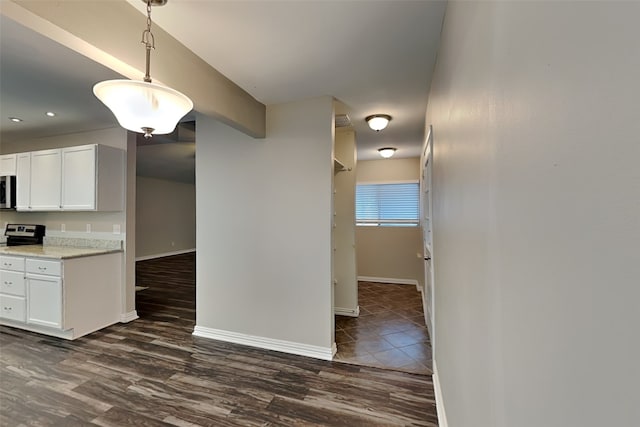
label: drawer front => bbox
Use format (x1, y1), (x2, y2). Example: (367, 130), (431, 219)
(0, 256), (25, 272)
(0, 294), (26, 322)
(26, 259), (62, 277)
(0, 270), (25, 296)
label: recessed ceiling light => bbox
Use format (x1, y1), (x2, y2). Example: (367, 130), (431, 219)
(46, 111), (56, 117)
(9, 117), (23, 123)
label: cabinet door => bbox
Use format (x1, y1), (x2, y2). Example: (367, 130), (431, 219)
(61, 145), (96, 210)
(27, 275), (62, 329)
(16, 153), (31, 210)
(30, 149), (62, 211)
(0, 154), (17, 175)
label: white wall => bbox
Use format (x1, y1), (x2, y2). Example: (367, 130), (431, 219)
(194, 97), (335, 358)
(427, 2), (640, 426)
(135, 176), (195, 259)
(356, 158), (424, 287)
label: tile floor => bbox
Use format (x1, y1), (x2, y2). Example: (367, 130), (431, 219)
(334, 281), (433, 375)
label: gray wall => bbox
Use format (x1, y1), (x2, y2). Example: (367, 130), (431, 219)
(194, 97), (335, 356)
(135, 176), (196, 259)
(427, 2), (640, 426)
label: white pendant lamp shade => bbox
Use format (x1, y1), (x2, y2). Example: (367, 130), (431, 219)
(93, 79), (193, 135)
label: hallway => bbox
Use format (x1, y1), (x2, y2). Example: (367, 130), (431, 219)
(335, 282), (432, 375)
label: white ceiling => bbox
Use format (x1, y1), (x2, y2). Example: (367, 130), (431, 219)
(0, 1), (446, 182)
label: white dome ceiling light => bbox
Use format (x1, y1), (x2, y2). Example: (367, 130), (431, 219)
(378, 147), (397, 158)
(93, 0), (193, 139)
(366, 114), (392, 132)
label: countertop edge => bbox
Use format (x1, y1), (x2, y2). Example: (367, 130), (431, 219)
(0, 246), (123, 260)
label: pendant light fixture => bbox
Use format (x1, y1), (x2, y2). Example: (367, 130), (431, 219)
(366, 114), (392, 132)
(93, 0), (193, 139)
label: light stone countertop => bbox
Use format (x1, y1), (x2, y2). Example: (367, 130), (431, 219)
(0, 245), (122, 260)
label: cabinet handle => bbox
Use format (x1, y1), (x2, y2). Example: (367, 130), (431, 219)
(38, 266), (47, 271)
(3, 307), (11, 311)
(4, 281), (12, 285)
(3, 263), (11, 267)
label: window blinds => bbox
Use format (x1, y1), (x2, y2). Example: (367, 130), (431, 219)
(355, 182), (419, 226)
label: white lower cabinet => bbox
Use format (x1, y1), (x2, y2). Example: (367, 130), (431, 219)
(0, 256), (27, 322)
(0, 295), (26, 322)
(27, 274), (62, 329)
(0, 253), (121, 339)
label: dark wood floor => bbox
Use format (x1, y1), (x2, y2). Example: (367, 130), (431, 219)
(0, 253), (438, 426)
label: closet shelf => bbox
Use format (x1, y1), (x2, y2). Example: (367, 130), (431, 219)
(334, 158), (351, 173)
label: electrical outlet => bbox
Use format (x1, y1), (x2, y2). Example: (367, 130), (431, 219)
(61, 224), (66, 232)
(113, 224), (121, 234)
(86, 224), (91, 233)
(171, 241), (175, 247)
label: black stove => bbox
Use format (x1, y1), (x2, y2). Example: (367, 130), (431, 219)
(4, 224), (45, 246)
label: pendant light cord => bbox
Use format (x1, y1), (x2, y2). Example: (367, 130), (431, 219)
(141, 0), (155, 83)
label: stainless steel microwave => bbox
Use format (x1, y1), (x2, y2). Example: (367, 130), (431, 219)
(0, 175), (16, 209)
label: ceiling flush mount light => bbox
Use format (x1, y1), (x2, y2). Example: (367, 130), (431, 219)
(9, 117), (23, 123)
(93, 0), (193, 139)
(378, 147), (397, 158)
(366, 114), (392, 132)
(45, 111), (56, 117)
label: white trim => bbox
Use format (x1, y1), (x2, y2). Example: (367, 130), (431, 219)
(334, 306), (360, 317)
(357, 276), (419, 286)
(135, 248), (195, 261)
(0, 320), (74, 340)
(192, 325), (334, 361)
(433, 359), (449, 427)
(119, 310), (138, 323)
(356, 179), (419, 185)
(331, 342), (337, 358)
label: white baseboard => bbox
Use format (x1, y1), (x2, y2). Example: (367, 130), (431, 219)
(358, 276), (419, 287)
(334, 306), (360, 317)
(193, 325), (334, 361)
(120, 310), (139, 323)
(433, 359), (449, 427)
(135, 248), (195, 261)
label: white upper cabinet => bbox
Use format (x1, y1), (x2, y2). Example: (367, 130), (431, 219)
(16, 153), (31, 210)
(30, 149), (63, 211)
(61, 145), (96, 210)
(61, 144), (124, 211)
(0, 154), (17, 175)
(15, 144), (124, 212)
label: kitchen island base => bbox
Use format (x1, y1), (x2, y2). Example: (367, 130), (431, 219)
(0, 250), (122, 340)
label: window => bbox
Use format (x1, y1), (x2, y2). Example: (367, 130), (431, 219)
(356, 182), (419, 226)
